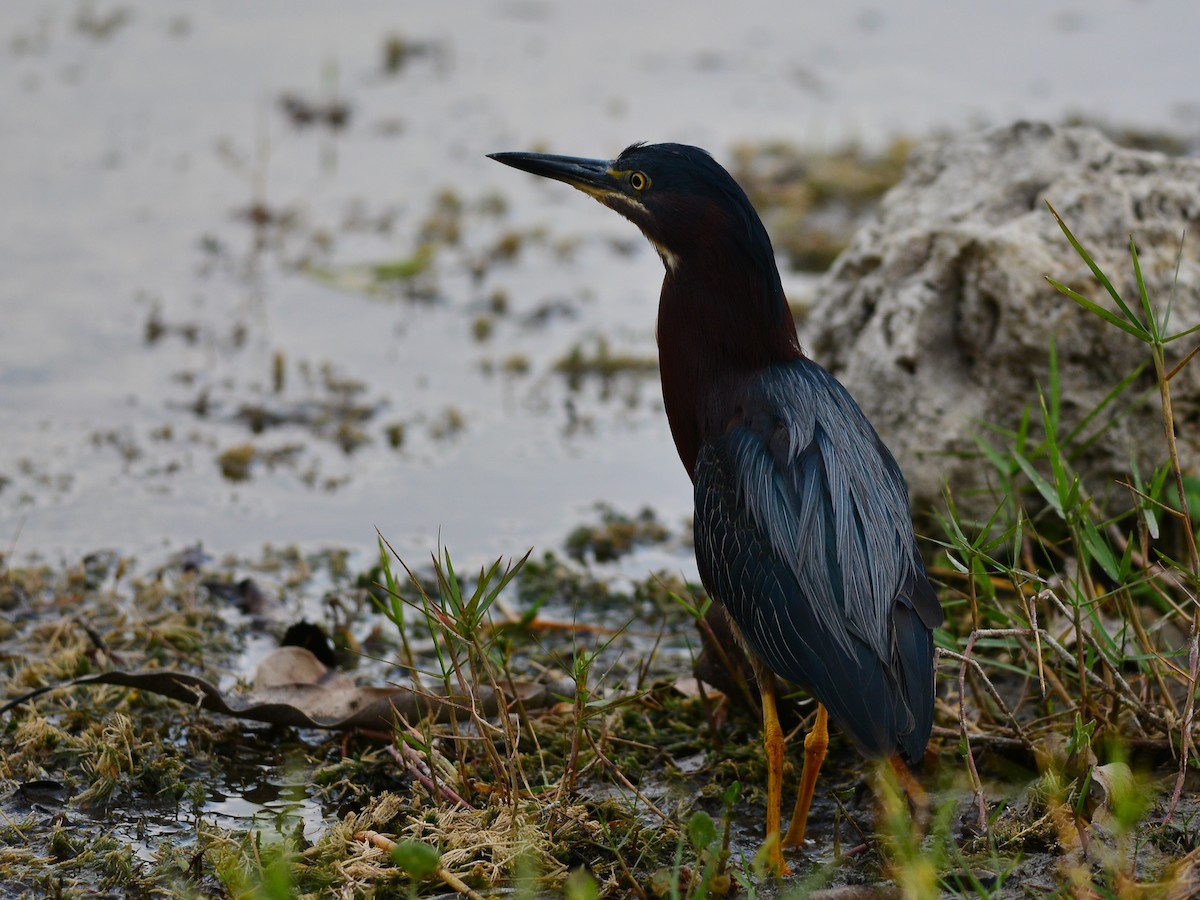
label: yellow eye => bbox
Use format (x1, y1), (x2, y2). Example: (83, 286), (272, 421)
(629, 171), (650, 191)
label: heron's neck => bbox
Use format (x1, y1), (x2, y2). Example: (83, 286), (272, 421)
(655, 259), (801, 477)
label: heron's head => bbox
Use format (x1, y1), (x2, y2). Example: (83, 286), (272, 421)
(489, 142), (773, 274)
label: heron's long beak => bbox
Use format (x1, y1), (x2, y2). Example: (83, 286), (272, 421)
(488, 152), (617, 199)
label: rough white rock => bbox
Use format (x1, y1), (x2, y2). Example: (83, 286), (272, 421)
(805, 121), (1200, 518)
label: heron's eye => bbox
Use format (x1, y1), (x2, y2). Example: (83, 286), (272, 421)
(629, 171), (650, 191)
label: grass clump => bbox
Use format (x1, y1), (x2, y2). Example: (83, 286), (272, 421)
(340, 535), (768, 897)
(923, 208), (1200, 896)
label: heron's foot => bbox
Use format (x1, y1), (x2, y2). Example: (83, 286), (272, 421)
(759, 832), (791, 877)
(781, 825), (810, 850)
(783, 704), (829, 848)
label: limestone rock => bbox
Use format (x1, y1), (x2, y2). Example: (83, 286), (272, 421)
(805, 121), (1200, 518)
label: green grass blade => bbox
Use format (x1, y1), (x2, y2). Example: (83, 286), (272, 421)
(479, 550), (531, 615)
(375, 535), (401, 624)
(1037, 387), (1070, 510)
(1046, 201), (1147, 336)
(1129, 235), (1159, 341)
(1047, 336), (1060, 435)
(1045, 276), (1149, 341)
(1080, 517), (1121, 582)
(1013, 450), (1064, 518)
(440, 548), (464, 619)
(973, 432), (1016, 480)
(1129, 454), (1161, 541)
(1014, 402), (1031, 458)
(1162, 229), (1185, 335)
(1162, 321), (1200, 345)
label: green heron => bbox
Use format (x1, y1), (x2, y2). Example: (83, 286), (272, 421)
(490, 143), (942, 874)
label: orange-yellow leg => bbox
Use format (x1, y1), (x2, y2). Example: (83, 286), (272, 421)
(753, 659), (789, 876)
(887, 753), (931, 832)
(782, 703), (829, 848)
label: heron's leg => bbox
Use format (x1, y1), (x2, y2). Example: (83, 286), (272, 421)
(782, 703), (828, 847)
(888, 753), (931, 831)
(752, 657), (789, 876)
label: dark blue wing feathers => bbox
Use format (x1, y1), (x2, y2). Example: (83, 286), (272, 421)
(694, 358), (942, 761)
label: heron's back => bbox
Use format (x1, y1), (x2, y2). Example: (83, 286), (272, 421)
(692, 359), (942, 761)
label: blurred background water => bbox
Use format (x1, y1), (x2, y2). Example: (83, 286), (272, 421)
(2, 0), (1198, 567)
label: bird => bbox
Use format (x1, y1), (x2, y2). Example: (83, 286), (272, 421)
(489, 142), (943, 875)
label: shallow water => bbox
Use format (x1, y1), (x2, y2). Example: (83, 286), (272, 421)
(3, 0), (1199, 568)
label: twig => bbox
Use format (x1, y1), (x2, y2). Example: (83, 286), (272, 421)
(837, 843), (871, 860)
(941, 644), (1035, 751)
(830, 789), (870, 852)
(1040, 592), (1165, 730)
(354, 830), (485, 900)
(952, 641), (989, 835)
(387, 744), (473, 810)
(584, 730), (669, 821)
(1146, 265), (1200, 824)
(72, 616), (127, 666)
(1028, 592), (1046, 698)
(1166, 627), (1200, 824)
(1106, 511), (1193, 607)
(929, 726), (1027, 752)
